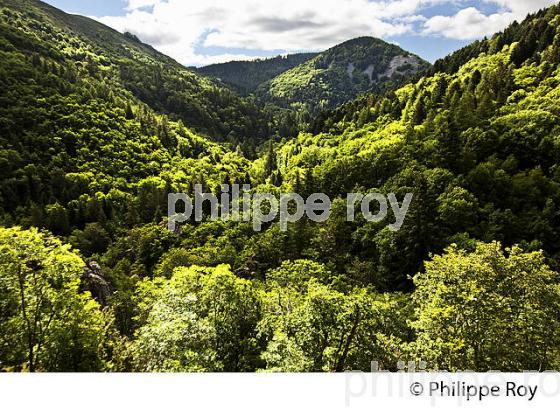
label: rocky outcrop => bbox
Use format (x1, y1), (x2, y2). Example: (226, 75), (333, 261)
(81, 261), (113, 306)
(346, 62), (355, 78)
(378, 55), (422, 79)
(363, 64), (375, 83)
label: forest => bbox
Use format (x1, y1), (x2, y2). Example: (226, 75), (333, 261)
(197, 53), (319, 96)
(2, 0), (560, 372)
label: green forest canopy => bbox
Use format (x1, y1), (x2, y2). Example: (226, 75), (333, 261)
(2, 0), (560, 372)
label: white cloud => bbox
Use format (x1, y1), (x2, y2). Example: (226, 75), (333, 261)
(96, 0), (560, 66)
(98, 0), (430, 66)
(423, 0), (558, 39)
(184, 53), (266, 67)
(126, 0), (161, 11)
(424, 7), (512, 39)
(486, 0), (558, 16)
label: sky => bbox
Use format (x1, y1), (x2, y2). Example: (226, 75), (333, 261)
(43, 0), (559, 67)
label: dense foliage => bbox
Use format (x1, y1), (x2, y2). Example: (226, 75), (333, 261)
(198, 53), (318, 95)
(0, 227), (120, 371)
(2, 0), (560, 372)
(0, 0), (274, 145)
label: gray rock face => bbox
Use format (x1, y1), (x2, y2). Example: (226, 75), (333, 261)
(81, 261), (113, 306)
(346, 62), (355, 78)
(363, 64), (375, 83)
(378, 55), (422, 79)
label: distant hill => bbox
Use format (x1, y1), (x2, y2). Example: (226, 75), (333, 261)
(256, 37), (431, 113)
(197, 53), (318, 95)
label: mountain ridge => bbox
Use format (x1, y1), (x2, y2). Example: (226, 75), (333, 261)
(255, 35), (431, 113)
(0, 0), (272, 143)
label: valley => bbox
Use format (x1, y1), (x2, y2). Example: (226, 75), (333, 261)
(1, 0), (560, 373)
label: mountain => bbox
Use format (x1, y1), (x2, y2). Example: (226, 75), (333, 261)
(197, 53), (318, 95)
(197, 37), (430, 118)
(311, 5), (559, 134)
(256, 36), (431, 113)
(0, 0), (272, 143)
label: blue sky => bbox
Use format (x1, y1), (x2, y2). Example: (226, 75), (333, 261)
(45, 0), (128, 17)
(43, 0), (557, 66)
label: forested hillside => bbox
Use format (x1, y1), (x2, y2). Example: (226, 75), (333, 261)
(0, 0), (273, 144)
(256, 37), (430, 114)
(2, 0), (560, 373)
(198, 53), (318, 95)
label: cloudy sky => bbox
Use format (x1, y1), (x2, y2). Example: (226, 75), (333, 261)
(44, 0), (558, 66)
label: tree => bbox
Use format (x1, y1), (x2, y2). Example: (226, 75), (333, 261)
(266, 259), (332, 290)
(304, 167), (315, 195)
(70, 222), (111, 256)
(0, 227), (112, 371)
(45, 203), (70, 235)
(436, 186), (479, 233)
(131, 265), (263, 371)
(261, 279), (410, 372)
(411, 242), (560, 371)
(264, 140), (277, 176)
